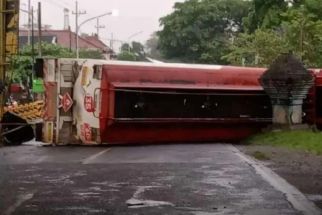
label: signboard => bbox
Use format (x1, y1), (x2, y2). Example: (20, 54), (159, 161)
(84, 95), (95, 112)
(81, 123), (92, 141)
(59, 92), (73, 112)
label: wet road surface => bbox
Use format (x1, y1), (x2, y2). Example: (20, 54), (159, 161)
(0, 144), (320, 215)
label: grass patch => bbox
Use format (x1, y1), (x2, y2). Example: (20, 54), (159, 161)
(251, 151), (270, 160)
(246, 130), (322, 155)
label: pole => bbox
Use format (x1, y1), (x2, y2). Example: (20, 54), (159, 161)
(75, 1), (78, 58)
(31, 7), (35, 63)
(69, 26), (72, 52)
(37, 2), (42, 57)
(95, 18), (105, 38)
(96, 18), (99, 36)
(27, 0), (31, 45)
(110, 33), (114, 51)
(72, 1), (86, 58)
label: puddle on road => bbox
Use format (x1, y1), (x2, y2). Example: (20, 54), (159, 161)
(306, 194), (322, 201)
(126, 186), (174, 209)
(126, 199), (174, 208)
(53, 207), (106, 213)
(44, 175), (74, 185)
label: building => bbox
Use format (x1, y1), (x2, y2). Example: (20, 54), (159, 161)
(19, 29), (114, 59)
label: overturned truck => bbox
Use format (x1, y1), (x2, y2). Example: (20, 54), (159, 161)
(36, 58), (322, 145)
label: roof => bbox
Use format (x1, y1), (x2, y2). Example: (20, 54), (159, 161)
(84, 35), (110, 51)
(19, 29), (111, 52)
(19, 35), (56, 48)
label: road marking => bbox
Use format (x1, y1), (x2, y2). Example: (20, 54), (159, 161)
(233, 146), (321, 215)
(4, 193), (35, 215)
(82, 148), (111, 164)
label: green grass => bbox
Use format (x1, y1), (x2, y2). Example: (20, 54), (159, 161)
(246, 130), (322, 155)
(251, 151), (271, 160)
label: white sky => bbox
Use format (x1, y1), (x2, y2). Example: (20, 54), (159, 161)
(19, 0), (184, 50)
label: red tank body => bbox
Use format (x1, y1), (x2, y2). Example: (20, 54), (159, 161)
(98, 62), (271, 144)
(41, 59), (322, 145)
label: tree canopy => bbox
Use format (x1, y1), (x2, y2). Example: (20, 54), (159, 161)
(156, 0), (322, 67)
(157, 0), (251, 64)
(117, 41), (147, 62)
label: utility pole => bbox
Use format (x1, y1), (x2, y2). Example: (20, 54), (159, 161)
(27, 0), (31, 45)
(110, 33), (114, 51)
(72, 1), (86, 57)
(37, 2), (42, 57)
(95, 18), (105, 38)
(31, 6), (35, 63)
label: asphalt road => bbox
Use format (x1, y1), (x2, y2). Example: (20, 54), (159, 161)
(0, 144), (320, 215)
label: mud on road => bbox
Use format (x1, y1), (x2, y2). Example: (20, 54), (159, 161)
(238, 145), (322, 210)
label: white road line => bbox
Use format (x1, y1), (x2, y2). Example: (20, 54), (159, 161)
(233, 146), (321, 215)
(82, 148), (111, 164)
(4, 193), (35, 215)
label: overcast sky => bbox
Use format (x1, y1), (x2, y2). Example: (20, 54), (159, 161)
(19, 0), (184, 50)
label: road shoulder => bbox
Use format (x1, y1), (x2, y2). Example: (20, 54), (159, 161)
(237, 144), (322, 211)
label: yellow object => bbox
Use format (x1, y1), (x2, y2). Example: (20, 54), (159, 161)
(0, 0), (20, 119)
(43, 121), (54, 143)
(81, 66), (90, 86)
(4, 101), (45, 122)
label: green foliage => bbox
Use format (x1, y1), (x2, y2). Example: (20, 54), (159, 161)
(21, 42), (74, 58)
(281, 6), (322, 67)
(131, 41), (144, 55)
(131, 41), (146, 61)
(157, 0), (322, 67)
(223, 29), (290, 67)
(226, 0), (322, 67)
(145, 33), (162, 60)
(118, 41), (146, 61)
(10, 55), (33, 83)
(158, 0), (251, 64)
(251, 151), (271, 160)
(11, 42), (105, 83)
(243, 0), (289, 33)
(79, 49), (104, 59)
(121, 43), (131, 52)
(117, 51), (137, 61)
(247, 130), (322, 155)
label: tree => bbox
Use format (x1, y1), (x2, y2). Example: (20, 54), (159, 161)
(121, 43), (131, 52)
(226, 0), (322, 67)
(117, 51), (137, 61)
(223, 29), (290, 67)
(157, 0), (251, 64)
(281, 6), (322, 67)
(10, 43), (74, 83)
(118, 41), (147, 62)
(10, 55), (33, 83)
(79, 49), (105, 59)
(243, 0), (322, 33)
(20, 42), (74, 58)
(132, 41), (144, 55)
(131, 41), (146, 61)
(145, 33), (162, 60)
(243, 0), (290, 33)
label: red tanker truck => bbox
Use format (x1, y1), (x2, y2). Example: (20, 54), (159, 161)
(37, 58), (322, 145)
